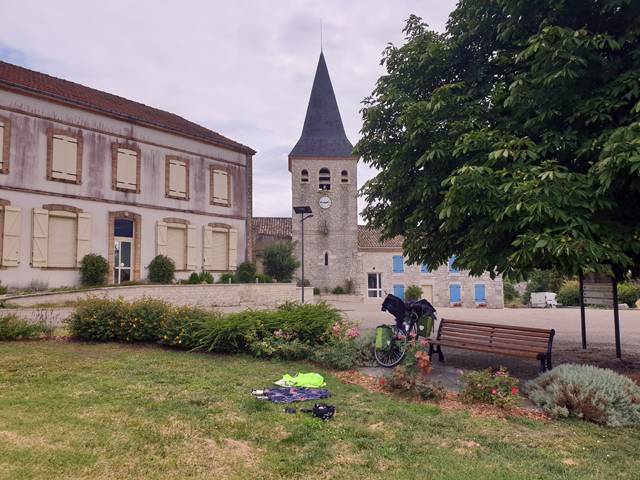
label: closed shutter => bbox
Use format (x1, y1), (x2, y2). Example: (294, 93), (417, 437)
(202, 226), (213, 270)
(449, 284), (461, 303)
(169, 159), (187, 198)
(448, 256), (459, 273)
(392, 255), (404, 273)
(1, 206), (21, 267)
(31, 208), (49, 267)
(186, 224), (196, 270)
(211, 229), (228, 271)
(52, 135), (78, 181)
(167, 225), (186, 270)
(116, 148), (138, 190)
(393, 284), (405, 300)
(212, 169), (229, 205)
(48, 213), (77, 268)
(474, 284), (486, 302)
(228, 228), (238, 270)
(0, 122), (4, 170)
(76, 213), (91, 266)
(420, 264), (429, 273)
(156, 221), (168, 256)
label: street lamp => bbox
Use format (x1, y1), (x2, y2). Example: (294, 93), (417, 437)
(293, 205), (313, 303)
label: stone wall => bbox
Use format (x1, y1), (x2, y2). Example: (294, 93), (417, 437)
(4, 283), (314, 308)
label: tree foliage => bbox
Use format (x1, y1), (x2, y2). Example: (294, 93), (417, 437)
(357, 1), (640, 280)
(263, 241), (300, 283)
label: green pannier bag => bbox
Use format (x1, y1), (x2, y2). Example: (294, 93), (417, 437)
(375, 325), (393, 351)
(417, 315), (434, 338)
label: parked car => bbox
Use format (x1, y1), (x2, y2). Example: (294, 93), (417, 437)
(529, 292), (558, 308)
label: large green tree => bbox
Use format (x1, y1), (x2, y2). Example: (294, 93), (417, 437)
(357, 0), (640, 280)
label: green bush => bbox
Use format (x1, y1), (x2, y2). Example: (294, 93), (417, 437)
(217, 272), (236, 284)
(0, 281), (8, 295)
(460, 367), (521, 408)
(383, 366), (446, 402)
(148, 255), (175, 284)
(236, 262), (256, 283)
(526, 364), (640, 427)
(313, 287), (320, 295)
(187, 272), (201, 284)
(404, 285), (423, 302)
(0, 314), (46, 340)
(618, 283), (640, 308)
(503, 282), (520, 302)
(199, 271), (214, 284)
(332, 286), (345, 295)
(158, 305), (215, 349)
(557, 280), (580, 306)
(263, 241), (300, 282)
(312, 338), (360, 370)
(255, 273), (273, 283)
(79, 254), (109, 286)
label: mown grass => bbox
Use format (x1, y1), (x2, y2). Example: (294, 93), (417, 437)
(0, 342), (638, 479)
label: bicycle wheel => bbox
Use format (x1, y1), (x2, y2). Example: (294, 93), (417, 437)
(374, 325), (409, 368)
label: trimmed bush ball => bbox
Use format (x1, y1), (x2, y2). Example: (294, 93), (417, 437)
(199, 271), (214, 284)
(79, 254), (109, 286)
(236, 261), (257, 283)
(404, 285), (423, 302)
(526, 364), (640, 427)
(148, 255), (175, 284)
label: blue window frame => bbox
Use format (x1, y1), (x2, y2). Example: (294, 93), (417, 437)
(392, 255), (404, 273)
(449, 284), (461, 303)
(448, 256), (460, 273)
(420, 264), (430, 274)
(393, 284), (405, 300)
(474, 284), (486, 303)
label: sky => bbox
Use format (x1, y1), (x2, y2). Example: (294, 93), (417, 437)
(0, 0), (457, 219)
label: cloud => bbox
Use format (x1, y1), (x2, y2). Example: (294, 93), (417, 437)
(0, 0), (456, 219)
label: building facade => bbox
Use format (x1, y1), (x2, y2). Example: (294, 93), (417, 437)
(254, 52), (504, 308)
(0, 61), (254, 288)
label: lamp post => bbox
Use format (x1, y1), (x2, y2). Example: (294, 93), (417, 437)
(293, 205), (313, 303)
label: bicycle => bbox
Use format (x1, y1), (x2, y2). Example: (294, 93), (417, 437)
(374, 294), (437, 368)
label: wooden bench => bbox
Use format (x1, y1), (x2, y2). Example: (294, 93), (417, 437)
(428, 319), (555, 371)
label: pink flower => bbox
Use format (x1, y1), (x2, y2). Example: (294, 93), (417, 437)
(419, 338), (429, 347)
(274, 329), (284, 338)
(379, 377), (386, 386)
(511, 387), (519, 395)
(491, 388), (498, 395)
(346, 327), (360, 339)
(332, 322), (342, 337)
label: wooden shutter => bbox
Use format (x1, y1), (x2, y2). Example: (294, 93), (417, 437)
(0, 122), (4, 170)
(116, 148), (138, 190)
(474, 284), (486, 302)
(47, 213), (76, 268)
(52, 135), (78, 181)
(1, 206), (21, 267)
(210, 229), (228, 270)
(228, 228), (238, 270)
(156, 221), (168, 256)
(76, 213), (91, 266)
(212, 169), (229, 205)
(392, 255), (404, 273)
(169, 159), (187, 198)
(167, 225), (186, 270)
(31, 208), (49, 267)
(202, 226), (213, 270)
(186, 224), (196, 271)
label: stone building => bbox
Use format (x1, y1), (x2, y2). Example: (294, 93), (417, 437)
(0, 61), (254, 288)
(254, 52), (504, 308)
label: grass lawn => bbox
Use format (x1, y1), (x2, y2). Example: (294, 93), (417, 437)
(0, 342), (638, 479)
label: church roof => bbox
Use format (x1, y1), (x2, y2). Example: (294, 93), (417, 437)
(289, 52), (354, 158)
(253, 217), (292, 238)
(357, 226), (404, 249)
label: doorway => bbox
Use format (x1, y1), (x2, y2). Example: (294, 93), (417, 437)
(421, 284), (434, 303)
(113, 218), (134, 284)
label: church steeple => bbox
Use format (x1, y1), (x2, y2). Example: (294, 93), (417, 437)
(289, 52), (354, 158)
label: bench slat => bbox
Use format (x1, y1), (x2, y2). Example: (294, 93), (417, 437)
(439, 327), (550, 346)
(431, 340), (542, 359)
(431, 336), (545, 354)
(436, 332), (549, 351)
(441, 318), (553, 335)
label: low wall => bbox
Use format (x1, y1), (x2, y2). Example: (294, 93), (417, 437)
(3, 284), (315, 308)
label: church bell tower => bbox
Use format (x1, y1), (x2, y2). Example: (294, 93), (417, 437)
(289, 52), (359, 291)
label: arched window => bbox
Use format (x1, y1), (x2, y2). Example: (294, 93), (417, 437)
(301, 169), (309, 183)
(319, 168), (331, 190)
(341, 170), (348, 183)
(324, 252), (329, 266)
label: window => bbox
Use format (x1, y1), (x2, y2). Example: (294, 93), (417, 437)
(448, 255), (460, 273)
(203, 225), (238, 271)
(113, 146), (140, 192)
(393, 284), (405, 300)
(392, 255), (404, 273)
(420, 264), (430, 274)
(341, 170), (348, 183)
(301, 169), (309, 183)
(474, 284), (487, 303)
(0, 204), (21, 267)
(166, 157), (189, 199)
(319, 168), (331, 190)
(49, 132), (81, 183)
(31, 208), (91, 268)
(449, 284), (461, 303)
(155, 220), (196, 271)
(211, 168), (230, 206)
(0, 117), (10, 174)
(324, 252), (329, 266)
(367, 273), (382, 298)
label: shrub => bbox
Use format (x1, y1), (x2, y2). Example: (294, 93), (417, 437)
(557, 280), (580, 306)
(148, 255), (175, 284)
(79, 254), (109, 286)
(67, 297), (130, 341)
(128, 297), (170, 342)
(618, 283), (640, 308)
(383, 367), (446, 401)
(503, 282), (520, 302)
(0, 314), (46, 340)
(526, 364), (640, 427)
(313, 339), (360, 370)
(460, 367), (521, 408)
(263, 241), (300, 282)
(344, 278), (355, 294)
(217, 272), (236, 284)
(332, 286), (345, 295)
(313, 287), (320, 295)
(199, 271), (214, 284)
(158, 305), (215, 350)
(404, 285), (423, 302)
(187, 272), (201, 284)
(0, 281), (8, 295)
(236, 262), (256, 283)
(255, 273), (273, 283)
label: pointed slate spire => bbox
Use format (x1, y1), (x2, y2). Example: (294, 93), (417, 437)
(289, 52), (354, 158)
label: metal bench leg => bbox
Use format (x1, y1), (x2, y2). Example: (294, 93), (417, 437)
(428, 343), (434, 360)
(539, 355), (547, 372)
(546, 355), (552, 371)
(437, 345), (444, 362)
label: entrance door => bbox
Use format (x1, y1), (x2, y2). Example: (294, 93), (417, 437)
(114, 238), (133, 283)
(421, 284), (434, 303)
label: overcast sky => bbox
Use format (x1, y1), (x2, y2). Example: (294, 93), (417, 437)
(0, 0), (457, 219)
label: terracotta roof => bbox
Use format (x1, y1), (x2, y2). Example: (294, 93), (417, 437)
(253, 217), (292, 238)
(0, 60), (255, 155)
(358, 225), (404, 249)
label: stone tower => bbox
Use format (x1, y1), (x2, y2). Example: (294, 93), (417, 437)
(289, 52), (359, 291)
